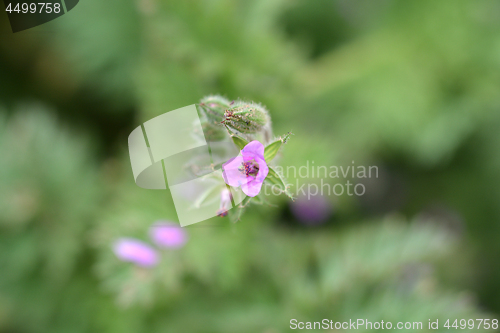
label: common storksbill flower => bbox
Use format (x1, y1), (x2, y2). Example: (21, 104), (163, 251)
(222, 141), (268, 197)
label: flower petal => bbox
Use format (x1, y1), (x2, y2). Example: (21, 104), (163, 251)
(254, 156), (269, 183)
(241, 178), (264, 197)
(222, 155), (248, 187)
(242, 140), (265, 159)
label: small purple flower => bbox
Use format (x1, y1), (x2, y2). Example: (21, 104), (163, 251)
(113, 238), (158, 267)
(222, 141), (269, 197)
(149, 221), (187, 249)
(290, 193), (333, 225)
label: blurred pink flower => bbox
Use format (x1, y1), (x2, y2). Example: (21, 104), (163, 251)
(113, 238), (158, 267)
(290, 193), (332, 225)
(222, 141), (268, 197)
(149, 221), (187, 249)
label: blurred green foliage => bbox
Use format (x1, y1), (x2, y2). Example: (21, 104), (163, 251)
(1, 0), (500, 332)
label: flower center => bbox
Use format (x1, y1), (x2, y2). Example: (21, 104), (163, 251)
(239, 160), (259, 177)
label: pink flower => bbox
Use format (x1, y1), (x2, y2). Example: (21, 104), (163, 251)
(222, 141), (269, 197)
(149, 221), (187, 249)
(113, 238), (158, 267)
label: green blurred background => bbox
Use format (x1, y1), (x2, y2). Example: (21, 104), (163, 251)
(1, 0), (500, 332)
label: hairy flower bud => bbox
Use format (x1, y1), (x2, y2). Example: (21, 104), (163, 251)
(196, 95), (231, 141)
(222, 101), (270, 134)
(200, 119), (227, 141)
(198, 95), (230, 125)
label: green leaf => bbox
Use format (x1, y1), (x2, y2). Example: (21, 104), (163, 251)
(264, 166), (294, 200)
(225, 126), (249, 150)
(231, 134), (248, 150)
(264, 140), (281, 161)
(264, 132), (292, 162)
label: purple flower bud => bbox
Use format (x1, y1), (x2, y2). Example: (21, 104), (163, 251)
(149, 221), (187, 249)
(113, 238), (158, 267)
(217, 188), (232, 217)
